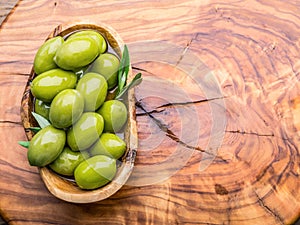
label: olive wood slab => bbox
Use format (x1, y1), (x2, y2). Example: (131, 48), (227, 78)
(0, 0), (299, 224)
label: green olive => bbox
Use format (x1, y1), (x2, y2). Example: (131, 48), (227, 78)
(67, 112), (104, 151)
(90, 133), (126, 159)
(49, 146), (89, 176)
(67, 30), (107, 54)
(74, 155), (116, 190)
(89, 53), (120, 89)
(33, 36), (64, 74)
(34, 99), (50, 120)
(27, 125), (66, 167)
(76, 72), (108, 111)
(97, 100), (127, 133)
(49, 89), (84, 128)
(31, 68), (77, 103)
(54, 36), (99, 71)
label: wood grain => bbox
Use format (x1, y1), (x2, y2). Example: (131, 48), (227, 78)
(0, 0), (299, 224)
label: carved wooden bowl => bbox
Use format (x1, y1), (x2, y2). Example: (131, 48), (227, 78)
(20, 22), (138, 203)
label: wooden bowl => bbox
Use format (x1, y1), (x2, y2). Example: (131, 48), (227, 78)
(20, 22), (138, 203)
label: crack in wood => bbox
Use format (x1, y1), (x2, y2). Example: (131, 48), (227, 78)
(225, 129), (290, 141)
(254, 191), (285, 225)
(225, 130), (274, 137)
(136, 101), (206, 153)
(175, 33), (199, 67)
(136, 101), (228, 165)
(156, 96), (227, 109)
(132, 66), (156, 76)
(135, 97), (227, 116)
(136, 108), (165, 116)
(132, 66), (149, 73)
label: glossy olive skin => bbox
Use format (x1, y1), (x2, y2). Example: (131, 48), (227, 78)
(67, 30), (107, 54)
(90, 133), (126, 159)
(49, 89), (84, 128)
(34, 36), (64, 74)
(89, 53), (120, 89)
(31, 68), (77, 103)
(54, 36), (99, 71)
(74, 155), (116, 190)
(97, 100), (127, 132)
(27, 125), (66, 167)
(34, 99), (50, 120)
(76, 72), (108, 111)
(67, 112), (104, 151)
(49, 146), (89, 176)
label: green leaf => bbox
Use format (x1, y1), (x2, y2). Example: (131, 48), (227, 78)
(18, 141), (30, 148)
(117, 45), (130, 93)
(31, 112), (50, 128)
(116, 73), (142, 99)
(29, 127), (41, 133)
(115, 45), (142, 99)
(120, 71), (127, 90)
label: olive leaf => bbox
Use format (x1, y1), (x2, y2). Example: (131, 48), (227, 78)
(115, 45), (142, 100)
(18, 141), (30, 148)
(28, 127), (41, 133)
(18, 115), (48, 148)
(115, 73), (142, 99)
(31, 112), (50, 128)
(117, 44), (130, 94)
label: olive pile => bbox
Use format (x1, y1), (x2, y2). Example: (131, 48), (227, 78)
(27, 30), (128, 190)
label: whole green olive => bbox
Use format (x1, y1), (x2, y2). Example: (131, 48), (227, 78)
(89, 53), (120, 89)
(31, 68), (77, 103)
(49, 146), (89, 176)
(90, 133), (126, 159)
(74, 155), (116, 190)
(76, 72), (108, 111)
(49, 89), (84, 128)
(67, 30), (107, 54)
(54, 36), (99, 71)
(67, 112), (104, 151)
(34, 99), (50, 120)
(33, 36), (64, 74)
(27, 125), (66, 167)
(97, 100), (127, 133)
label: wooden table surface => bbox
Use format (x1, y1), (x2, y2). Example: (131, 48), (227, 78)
(0, 0), (300, 224)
